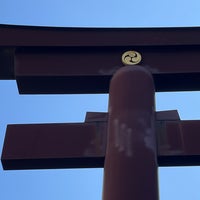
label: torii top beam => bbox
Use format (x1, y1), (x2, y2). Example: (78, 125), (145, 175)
(1, 24), (200, 93)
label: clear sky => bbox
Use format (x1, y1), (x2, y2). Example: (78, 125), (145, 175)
(1, 0), (200, 200)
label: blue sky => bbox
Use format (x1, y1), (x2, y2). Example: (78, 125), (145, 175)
(1, 0), (200, 199)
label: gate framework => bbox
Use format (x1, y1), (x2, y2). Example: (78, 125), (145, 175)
(1, 25), (200, 200)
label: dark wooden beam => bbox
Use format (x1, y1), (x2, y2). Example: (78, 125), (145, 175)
(1, 24), (200, 47)
(1, 122), (107, 170)
(15, 45), (200, 93)
(1, 25), (200, 92)
(157, 120), (200, 166)
(2, 111), (200, 170)
(0, 48), (15, 79)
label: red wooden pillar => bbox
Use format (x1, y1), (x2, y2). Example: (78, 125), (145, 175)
(103, 66), (159, 200)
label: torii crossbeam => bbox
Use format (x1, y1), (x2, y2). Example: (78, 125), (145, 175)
(2, 24), (200, 93)
(1, 24), (200, 200)
(2, 109), (200, 169)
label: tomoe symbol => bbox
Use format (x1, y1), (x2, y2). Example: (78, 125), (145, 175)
(122, 51), (142, 65)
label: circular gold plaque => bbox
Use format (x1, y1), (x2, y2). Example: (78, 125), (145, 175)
(122, 51), (142, 65)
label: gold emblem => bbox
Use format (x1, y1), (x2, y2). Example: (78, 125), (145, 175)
(122, 51), (142, 65)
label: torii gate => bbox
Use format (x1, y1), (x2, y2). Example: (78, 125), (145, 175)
(1, 24), (200, 200)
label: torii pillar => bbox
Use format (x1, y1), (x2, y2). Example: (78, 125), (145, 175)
(103, 66), (158, 200)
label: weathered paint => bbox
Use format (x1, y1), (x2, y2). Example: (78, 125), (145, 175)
(102, 66), (159, 200)
(2, 110), (200, 170)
